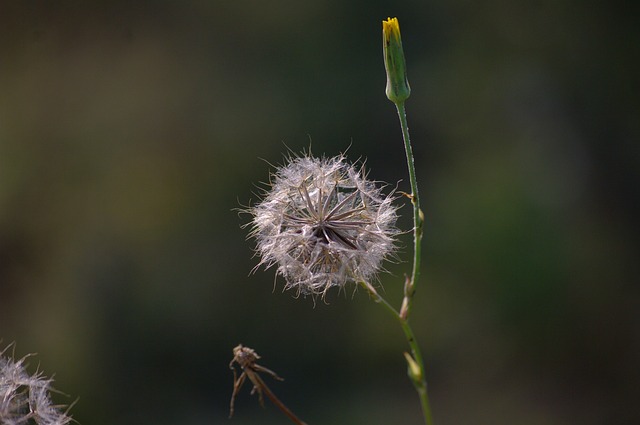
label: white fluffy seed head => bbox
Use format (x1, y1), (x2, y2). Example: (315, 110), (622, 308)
(248, 153), (399, 298)
(0, 347), (73, 425)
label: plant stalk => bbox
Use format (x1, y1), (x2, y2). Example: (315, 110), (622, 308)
(249, 370), (309, 425)
(396, 100), (432, 425)
(396, 101), (423, 319)
(360, 281), (433, 425)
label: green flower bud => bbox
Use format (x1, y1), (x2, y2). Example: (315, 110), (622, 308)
(383, 17), (411, 104)
(404, 352), (423, 384)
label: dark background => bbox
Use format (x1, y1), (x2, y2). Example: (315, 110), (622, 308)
(1, 1), (638, 424)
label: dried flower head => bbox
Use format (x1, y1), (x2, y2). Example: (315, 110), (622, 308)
(248, 153), (398, 297)
(0, 346), (73, 425)
(229, 344), (307, 424)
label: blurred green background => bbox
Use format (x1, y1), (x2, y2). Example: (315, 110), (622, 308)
(1, 1), (638, 424)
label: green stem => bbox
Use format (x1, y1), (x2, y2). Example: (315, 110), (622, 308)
(400, 318), (433, 425)
(359, 281), (433, 425)
(396, 100), (432, 425)
(396, 101), (423, 318)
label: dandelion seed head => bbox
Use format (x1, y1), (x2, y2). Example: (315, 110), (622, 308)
(0, 346), (73, 425)
(248, 153), (399, 298)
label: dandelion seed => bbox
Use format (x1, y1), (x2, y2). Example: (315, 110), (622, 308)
(0, 345), (74, 425)
(248, 153), (399, 298)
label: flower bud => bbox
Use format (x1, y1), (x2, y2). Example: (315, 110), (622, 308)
(403, 351), (423, 384)
(383, 17), (411, 104)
